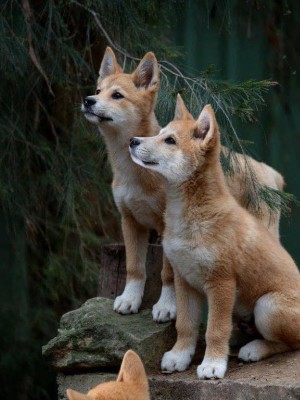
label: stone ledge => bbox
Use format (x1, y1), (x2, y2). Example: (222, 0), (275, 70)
(57, 350), (300, 400)
(42, 297), (176, 371)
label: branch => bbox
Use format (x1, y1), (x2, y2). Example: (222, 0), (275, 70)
(22, 0), (54, 96)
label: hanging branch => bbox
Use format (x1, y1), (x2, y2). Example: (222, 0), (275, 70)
(22, 0), (54, 96)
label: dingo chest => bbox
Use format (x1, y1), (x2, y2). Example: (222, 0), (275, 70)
(113, 182), (163, 230)
(163, 235), (217, 289)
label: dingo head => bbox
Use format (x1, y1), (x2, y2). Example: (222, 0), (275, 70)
(66, 350), (150, 400)
(129, 94), (220, 184)
(81, 47), (159, 136)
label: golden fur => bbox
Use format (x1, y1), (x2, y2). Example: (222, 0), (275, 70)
(130, 96), (300, 379)
(66, 350), (150, 400)
(82, 48), (284, 322)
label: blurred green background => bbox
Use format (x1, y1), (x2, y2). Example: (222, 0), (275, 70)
(174, 1), (300, 263)
(1, 1), (299, 399)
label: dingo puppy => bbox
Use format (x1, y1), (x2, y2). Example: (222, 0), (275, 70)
(82, 47), (284, 322)
(129, 96), (300, 380)
(66, 350), (150, 400)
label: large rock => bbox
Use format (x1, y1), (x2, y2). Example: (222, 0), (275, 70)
(42, 297), (176, 372)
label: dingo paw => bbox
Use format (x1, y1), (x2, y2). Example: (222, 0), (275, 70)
(161, 349), (193, 372)
(197, 358), (227, 380)
(113, 281), (144, 314)
(238, 340), (267, 362)
(152, 285), (177, 322)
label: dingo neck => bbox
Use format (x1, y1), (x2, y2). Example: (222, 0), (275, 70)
(166, 155), (231, 219)
(99, 112), (160, 178)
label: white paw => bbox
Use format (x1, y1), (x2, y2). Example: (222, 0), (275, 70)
(238, 340), (265, 362)
(113, 280), (144, 315)
(197, 358), (227, 380)
(152, 285), (177, 322)
(161, 349), (194, 372)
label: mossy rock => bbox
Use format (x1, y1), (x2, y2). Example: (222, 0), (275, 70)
(42, 297), (176, 372)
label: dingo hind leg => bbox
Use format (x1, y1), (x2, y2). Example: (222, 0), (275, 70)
(114, 212), (149, 314)
(239, 293), (300, 362)
(238, 339), (290, 362)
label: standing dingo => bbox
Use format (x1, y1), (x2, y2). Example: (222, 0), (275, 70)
(82, 48), (284, 322)
(130, 96), (300, 379)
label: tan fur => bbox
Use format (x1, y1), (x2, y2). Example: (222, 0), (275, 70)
(131, 98), (300, 379)
(66, 350), (150, 400)
(83, 48), (284, 321)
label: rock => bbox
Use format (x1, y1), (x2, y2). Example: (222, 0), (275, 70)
(42, 297), (176, 372)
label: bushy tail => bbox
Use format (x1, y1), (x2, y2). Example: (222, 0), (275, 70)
(273, 170), (285, 191)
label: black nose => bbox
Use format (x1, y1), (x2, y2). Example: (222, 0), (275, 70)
(83, 97), (96, 107)
(130, 138), (141, 148)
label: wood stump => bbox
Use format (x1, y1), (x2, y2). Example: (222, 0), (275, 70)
(98, 244), (163, 308)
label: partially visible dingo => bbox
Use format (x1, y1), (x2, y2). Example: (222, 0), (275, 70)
(82, 47), (284, 322)
(129, 96), (300, 380)
(66, 350), (150, 400)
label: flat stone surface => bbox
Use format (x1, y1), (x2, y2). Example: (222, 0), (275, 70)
(42, 297), (176, 372)
(57, 350), (300, 400)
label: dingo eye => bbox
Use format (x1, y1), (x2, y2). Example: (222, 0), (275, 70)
(165, 137), (176, 145)
(112, 92), (124, 100)
(95, 89), (100, 95)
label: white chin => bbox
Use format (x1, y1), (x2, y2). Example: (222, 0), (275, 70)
(84, 113), (99, 124)
(130, 152), (147, 168)
(129, 151), (156, 170)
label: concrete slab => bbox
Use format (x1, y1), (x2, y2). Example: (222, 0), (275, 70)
(57, 350), (300, 400)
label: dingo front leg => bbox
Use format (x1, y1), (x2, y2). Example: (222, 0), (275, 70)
(114, 212), (148, 314)
(197, 279), (236, 380)
(152, 255), (176, 322)
(161, 271), (203, 372)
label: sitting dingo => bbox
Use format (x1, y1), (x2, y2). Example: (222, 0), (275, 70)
(82, 47), (284, 322)
(129, 96), (300, 379)
(66, 350), (150, 400)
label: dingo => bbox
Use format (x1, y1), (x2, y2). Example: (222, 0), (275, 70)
(66, 350), (150, 400)
(130, 96), (300, 379)
(82, 47), (284, 322)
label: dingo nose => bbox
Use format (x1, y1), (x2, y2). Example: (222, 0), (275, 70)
(130, 138), (141, 148)
(84, 97), (96, 107)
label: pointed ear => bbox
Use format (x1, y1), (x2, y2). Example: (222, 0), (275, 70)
(117, 350), (148, 385)
(66, 389), (91, 400)
(132, 52), (159, 89)
(174, 94), (194, 121)
(194, 105), (219, 149)
(99, 47), (122, 81)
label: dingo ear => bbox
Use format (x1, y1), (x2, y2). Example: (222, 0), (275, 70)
(194, 105), (219, 149)
(66, 389), (91, 400)
(99, 47), (122, 80)
(132, 52), (159, 90)
(174, 94), (194, 121)
(117, 350), (148, 385)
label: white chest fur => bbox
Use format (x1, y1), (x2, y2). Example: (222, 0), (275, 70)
(163, 236), (217, 291)
(163, 187), (218, 291)
(113, 178), (163, 230)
